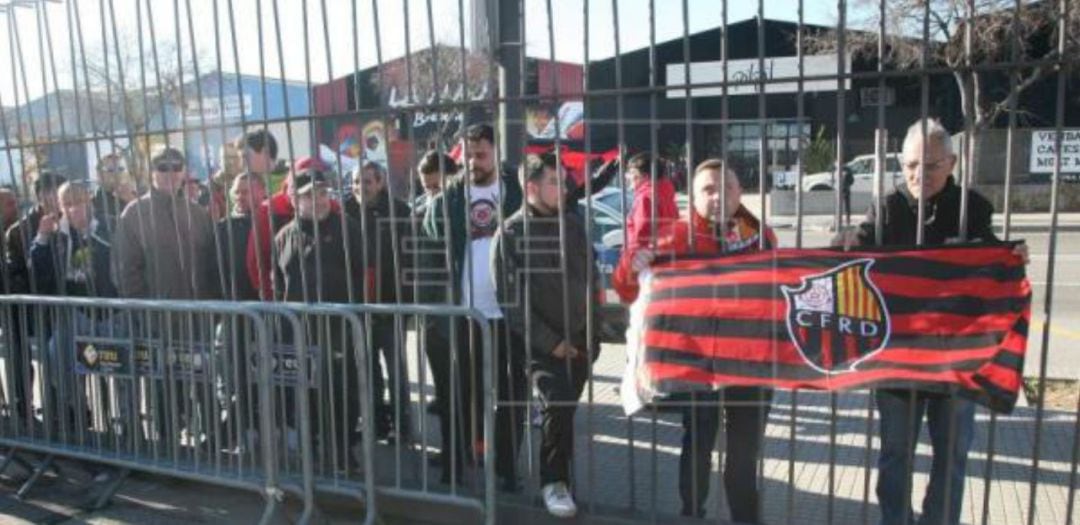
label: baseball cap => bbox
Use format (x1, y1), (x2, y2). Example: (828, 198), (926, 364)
(293, 170), (329, 195)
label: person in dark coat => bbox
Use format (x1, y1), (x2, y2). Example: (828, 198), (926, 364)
(422, 123), (526, 490)
(343, 160), (413, 442)
(214, 173), (267, 301)
(837, 118), (1029, 525)
(492, 153), (602, 518)
(91, 153), (135, 233)
(210, 172), (267, 451)
(4, 170), (65, 421)
(7, 170), (66, 295)
(111, 147), (217, 447)
(274, 167), (375, 465)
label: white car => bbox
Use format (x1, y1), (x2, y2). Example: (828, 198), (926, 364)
(801, 153), (904, 193)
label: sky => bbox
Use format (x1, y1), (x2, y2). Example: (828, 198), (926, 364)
(0, 0), (845, 107)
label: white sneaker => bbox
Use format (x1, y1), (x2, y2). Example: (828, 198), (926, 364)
(541, 482), (578, 518)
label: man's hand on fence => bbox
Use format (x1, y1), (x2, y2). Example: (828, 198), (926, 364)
(552, 340), (580, 360)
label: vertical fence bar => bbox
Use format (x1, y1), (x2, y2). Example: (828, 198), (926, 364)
(1026, 1), (1069, 523)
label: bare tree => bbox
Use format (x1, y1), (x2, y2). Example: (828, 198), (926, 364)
(807, 1), (1080, 181)
(77, 34), (211, 183)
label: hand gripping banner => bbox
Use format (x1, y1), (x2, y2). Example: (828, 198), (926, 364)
(621, 243), (1031, 415)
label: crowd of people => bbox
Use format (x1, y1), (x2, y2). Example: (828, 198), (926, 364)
(0, 118), (1028, 524)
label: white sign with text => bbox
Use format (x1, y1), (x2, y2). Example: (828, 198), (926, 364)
(1030, 129), (1080, 174)
(666, 54), (851, 98)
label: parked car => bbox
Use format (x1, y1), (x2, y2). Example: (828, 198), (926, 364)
(801, 153), (904, 193)
(576, 198), (627, 342)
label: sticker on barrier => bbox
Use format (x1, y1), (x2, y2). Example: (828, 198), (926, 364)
(247, 344), (321, 386)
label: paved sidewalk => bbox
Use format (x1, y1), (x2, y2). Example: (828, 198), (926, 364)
(0, 337), (1075, 525)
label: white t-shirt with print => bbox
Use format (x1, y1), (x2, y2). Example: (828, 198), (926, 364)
(461, 182), (503, 319)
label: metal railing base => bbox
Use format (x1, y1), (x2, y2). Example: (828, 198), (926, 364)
(15, 453), (54, 499)
(91, 467), (129, 510)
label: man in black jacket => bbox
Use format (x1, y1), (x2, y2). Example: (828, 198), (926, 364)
(343, 160), (413, 442)
(838, 118), (1028, 525)
(211, 172), (267, 451)
(275, 168), (373, 464)
(214, 173), (267, 301)
(493, 153), (600, 518)
(4, 170), (65, 421)
(7, 170), (66, 295)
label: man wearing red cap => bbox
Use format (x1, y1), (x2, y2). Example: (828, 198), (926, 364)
(273, 161), (375, 466)
(245, 156), (340, 300)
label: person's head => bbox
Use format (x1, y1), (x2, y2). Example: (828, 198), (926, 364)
(625, 152), (666, 189)
(57, 181), (92, 232)
(692, 159), (741, 224)
(417, 150), (456, 196)
(95, 153), (126, 190)
(902, 118), (956, 201)
(462, 123), (496, 185)
(290, 157), (332, 221)
(353, 160), (387, 206)
(520, 153), (565, 214)
(0, 186), (17, 226)
(149, 146), (187, 194)
(34, 170), (67, 214)
(219, 142), (243, 177)
(235, 129), (278, 175)
(184, 177), (204, 203)
(113, 175), (137, 204)
(229, 172), (267, 216)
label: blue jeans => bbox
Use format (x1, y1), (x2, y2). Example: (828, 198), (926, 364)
(875, 389), (976, 525)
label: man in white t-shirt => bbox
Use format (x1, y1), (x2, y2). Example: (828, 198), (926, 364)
(421, 124), (525, 490)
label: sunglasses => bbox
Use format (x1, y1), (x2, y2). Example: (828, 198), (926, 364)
(155, 162), (185, 173)
(101, 166), (126, 174)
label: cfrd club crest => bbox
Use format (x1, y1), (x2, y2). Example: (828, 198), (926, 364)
(781, 259), (890, 374)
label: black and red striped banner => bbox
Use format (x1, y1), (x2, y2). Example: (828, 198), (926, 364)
(621, 243), (1031, 414)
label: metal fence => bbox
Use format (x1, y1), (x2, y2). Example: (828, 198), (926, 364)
(0, 0), (1075, 524)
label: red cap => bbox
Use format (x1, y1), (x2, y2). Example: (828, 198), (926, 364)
(293, 156), (329, 174)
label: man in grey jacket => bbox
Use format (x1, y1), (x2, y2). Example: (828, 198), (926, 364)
(492, 153), (600, 518)
(111, 146), (217, 448)
(112, 146), (216, 300)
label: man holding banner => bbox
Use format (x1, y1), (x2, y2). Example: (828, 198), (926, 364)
(839, 118), (1030, 525)
(613, 159), (776, 522)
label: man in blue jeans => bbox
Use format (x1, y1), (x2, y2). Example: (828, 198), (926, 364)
(838, 118), (1029, 525)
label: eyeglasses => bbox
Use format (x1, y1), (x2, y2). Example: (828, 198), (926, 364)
(101, 166), (126, 174)
(155, 162), (185, 173)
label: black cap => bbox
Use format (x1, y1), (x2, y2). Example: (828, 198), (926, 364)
(293, 170), (329, 195)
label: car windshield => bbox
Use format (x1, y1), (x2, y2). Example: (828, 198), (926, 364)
(578, 201), (624, 244)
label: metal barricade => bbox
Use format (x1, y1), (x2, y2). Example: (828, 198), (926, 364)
(340, 303), (496, 524)
(0, 295), (284, 522)
(246, 301), (375, 525)
(0, 0), (1076, 524)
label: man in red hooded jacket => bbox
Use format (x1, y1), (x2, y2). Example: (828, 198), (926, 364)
(622, 152), (679, 253)
(612, 159), (776, 523)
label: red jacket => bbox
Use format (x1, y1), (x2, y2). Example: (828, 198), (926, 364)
(625, 177), (679, 251)
(245, 176), (342, 300)
(612, 205), (778, 304)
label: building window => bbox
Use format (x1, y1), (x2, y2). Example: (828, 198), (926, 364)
(705, 120), (810, 188)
